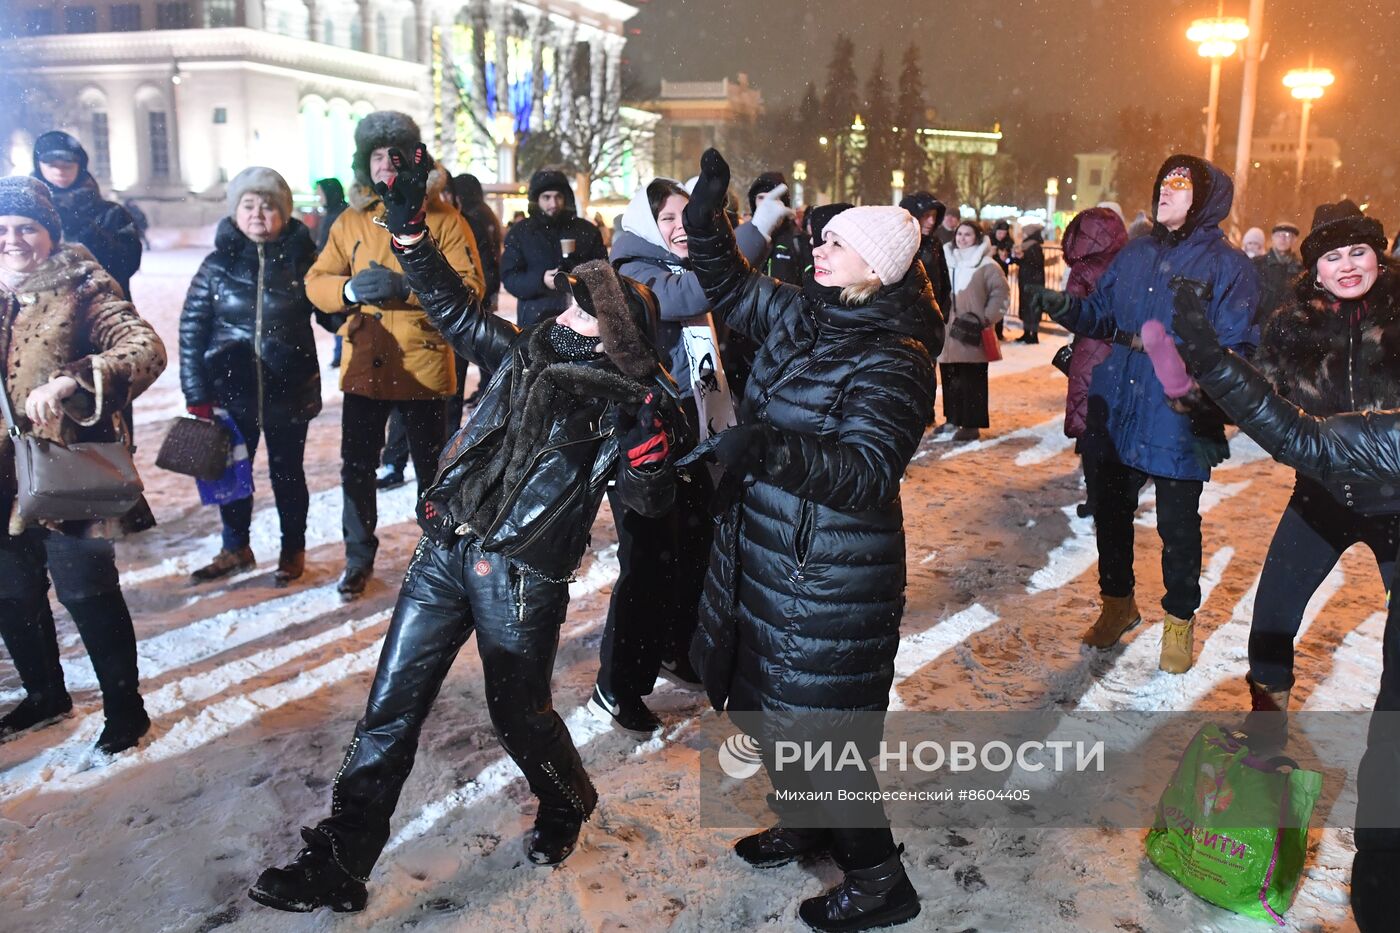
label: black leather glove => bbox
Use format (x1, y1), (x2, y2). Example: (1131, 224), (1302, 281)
(613, 392), (671, 470)
(373, 143), (432, 239)
(1171, 283), (1224, 374)
(683, 148), (731, 232)
(349, 260), (410, 305)
(710, 422), (789, 480)
(948, 315), (984, 347)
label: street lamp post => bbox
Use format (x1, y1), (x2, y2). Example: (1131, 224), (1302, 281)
(792, 160), (807, 209)
(891, 169), (905, 206)
(1045, 177), (1059, 223)
(1187, 10), (1249, 163)
(1283, 62), (1334, 204)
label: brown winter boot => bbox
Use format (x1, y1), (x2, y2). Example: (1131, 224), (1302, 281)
(1082, 593), (1142, 649)
(274, 550), (306, 588)
(1239, 675), (1292, 752)
(191, 547), (256, 583)
(1158, 614), (1196, 674)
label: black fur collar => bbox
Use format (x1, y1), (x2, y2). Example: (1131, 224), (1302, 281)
(1256, 269), (1400, 415)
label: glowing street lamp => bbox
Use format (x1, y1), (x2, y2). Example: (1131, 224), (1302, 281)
(491, 110), (517, 185)
(1283, 62), (1334, 197)
(792, 159), (807, 208)
(1187, 11), (1249, 162)
(891, 168), (905, 205)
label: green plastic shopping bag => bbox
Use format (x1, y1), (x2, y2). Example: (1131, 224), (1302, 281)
(1144, 723), (1323, 925)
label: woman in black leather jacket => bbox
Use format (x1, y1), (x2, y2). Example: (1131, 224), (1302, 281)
(1235, 201), (1400, 738)
(179, 167), (329, 585)
(682, 150), (942, 933)
(1172, 274), (1400, 933)
(250, 145), (676, 915)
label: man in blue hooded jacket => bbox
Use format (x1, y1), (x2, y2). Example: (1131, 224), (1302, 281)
(1033, 155), (1259, 674)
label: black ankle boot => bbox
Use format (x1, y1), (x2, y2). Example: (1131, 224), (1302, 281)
(0, 692), (74, 741)
(798, 845), (920, 932)
(528, 803), (585, 865)
(734, 825), (833, 868)
(96, 707), (151, 754)
(249, 827), (367, 913)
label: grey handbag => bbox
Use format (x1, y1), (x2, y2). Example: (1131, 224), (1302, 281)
(0, 365), (143, 523)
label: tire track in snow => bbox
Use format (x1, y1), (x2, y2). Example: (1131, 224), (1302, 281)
(1304, 611), (1387, 712)
(888, 604), (1000, 711)
(938, 416), (1065, 461)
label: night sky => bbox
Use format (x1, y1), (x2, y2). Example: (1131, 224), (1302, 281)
(627, 0), (1398, 167)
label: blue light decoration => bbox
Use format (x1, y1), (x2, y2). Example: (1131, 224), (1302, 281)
(482, 62), (547, 136)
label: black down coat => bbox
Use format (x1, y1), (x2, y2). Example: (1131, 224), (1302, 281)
(685, 216), (942, 714)
(43, 174), (144, 299)
(179, 217), (326, 427)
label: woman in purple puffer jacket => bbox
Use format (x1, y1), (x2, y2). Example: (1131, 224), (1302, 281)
(1062, 207), (1129, 517)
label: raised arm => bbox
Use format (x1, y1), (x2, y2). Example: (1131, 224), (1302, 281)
(1175, 284), (1400, 483)
(380, 146), (517, 371)
(681, 149), (803, 343)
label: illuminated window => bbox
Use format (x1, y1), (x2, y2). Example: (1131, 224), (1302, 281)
(148, 112), (171, 179)
(206, 0), (236, 28)
(91, 112), (111, 179)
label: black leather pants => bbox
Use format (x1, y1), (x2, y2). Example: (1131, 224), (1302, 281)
(315, 536), (597, 881)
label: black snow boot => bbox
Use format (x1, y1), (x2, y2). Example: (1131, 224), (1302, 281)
(0, 692), (74, 742)
(96, 708), (151, 754)
(527, 802), (585, 865)
(734, 825), (833, 868)
(249, 827), (367, 913)
(1350, 849), (1400, 932)
(798, 845), (920, 932)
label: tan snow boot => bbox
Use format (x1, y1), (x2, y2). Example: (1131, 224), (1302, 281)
(1082, 593), (1142, 648)
(1158, 614), (1196, 674)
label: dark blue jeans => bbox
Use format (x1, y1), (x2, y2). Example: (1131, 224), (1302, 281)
(220, 413), (310, 554)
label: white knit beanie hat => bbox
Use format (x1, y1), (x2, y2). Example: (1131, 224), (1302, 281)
(822, 205), (921, 285)
(227, 166), (293, 220)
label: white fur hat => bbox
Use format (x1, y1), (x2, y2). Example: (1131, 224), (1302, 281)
(822, 205), (921, 285)
(227, 166), (293, 220)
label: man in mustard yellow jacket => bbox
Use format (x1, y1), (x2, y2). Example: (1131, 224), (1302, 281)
(307, 111), (484, 599)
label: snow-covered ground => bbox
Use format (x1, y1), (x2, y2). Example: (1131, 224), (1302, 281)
(0, 248), (1370, 932)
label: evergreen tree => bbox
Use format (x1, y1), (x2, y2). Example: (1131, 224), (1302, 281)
(857, 50), (895, 205)
(795, 82), (826, 193)
(896, 44), (931, 192)
(822, 34), (859, 201)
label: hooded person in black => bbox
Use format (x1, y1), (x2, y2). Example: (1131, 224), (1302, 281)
(31, 130), (143, 298)
(249, 145), (678, 914)
(899, 191), (953, 426)
(452, 173), (502, 310)
(313, 178), (347, 252)
(747, 172), (811, 286)
(500, 169), (608, 327)
(898, 191), (952, 316)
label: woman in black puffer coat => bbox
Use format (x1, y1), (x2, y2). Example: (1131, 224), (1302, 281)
(179, 167), (331, 586)
(682, 149), (942, 933)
